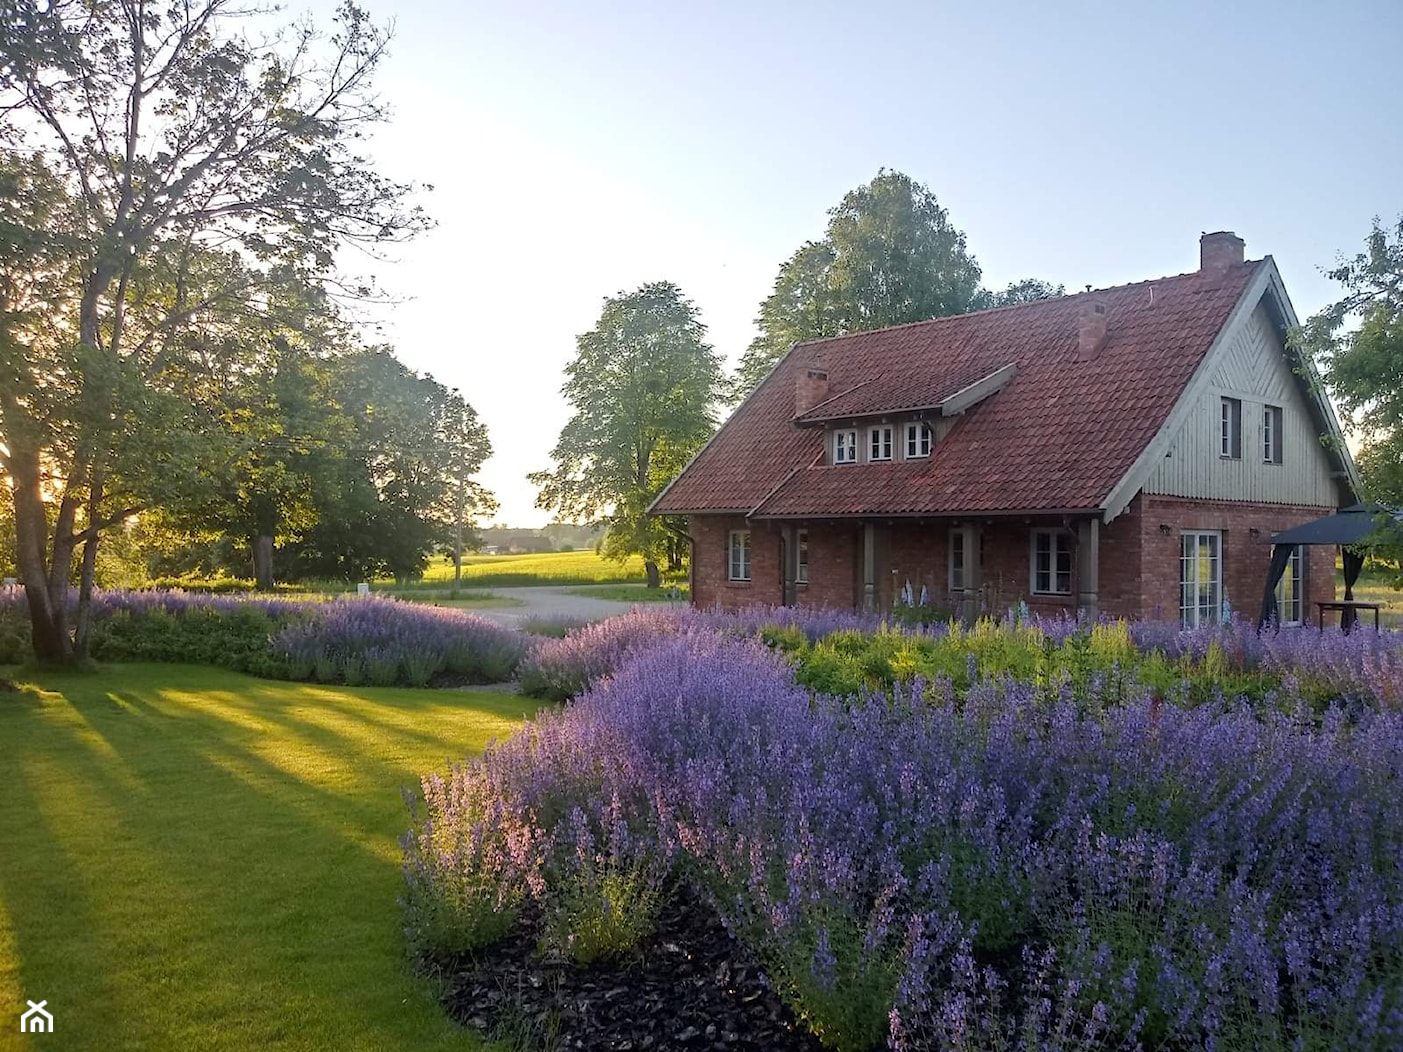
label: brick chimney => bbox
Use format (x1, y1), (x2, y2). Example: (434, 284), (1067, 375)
(1077, 297), (1109, 361)
(795, 360), (830, 416)
(1200, 231), (1245, 278)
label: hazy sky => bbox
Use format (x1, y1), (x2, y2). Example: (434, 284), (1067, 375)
(329, 0), (1402, 528)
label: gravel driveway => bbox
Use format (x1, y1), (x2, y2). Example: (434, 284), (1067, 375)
(472, 586), (683, 627)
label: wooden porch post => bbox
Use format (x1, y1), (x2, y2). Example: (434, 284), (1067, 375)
(1078, 518), (1100, 619)
(961, 524), (982, 624)
(861, 522), (876, 611)
(781, 524), (798, 606)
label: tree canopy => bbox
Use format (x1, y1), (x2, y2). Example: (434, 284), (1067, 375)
(731, 170), (1061, 397)
(1298, 215), (1403, 555)
(530, 282), (722, 587)
(0, 0), (433, 659)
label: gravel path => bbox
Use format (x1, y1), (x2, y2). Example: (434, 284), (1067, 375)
(472, 586), (683, 626)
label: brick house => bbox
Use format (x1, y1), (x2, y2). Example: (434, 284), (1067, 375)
(651, 233), (1360, 625)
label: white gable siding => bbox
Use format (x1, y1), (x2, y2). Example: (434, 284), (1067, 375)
(1145, 303), (1337, 506)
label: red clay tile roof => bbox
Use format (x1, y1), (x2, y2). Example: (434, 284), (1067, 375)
(652, 261), (1263, 517)
(794, 358), (1012, 423)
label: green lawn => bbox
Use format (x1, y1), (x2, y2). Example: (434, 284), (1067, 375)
(0, 665), (537, 1050)
(561, 583), (689, 603)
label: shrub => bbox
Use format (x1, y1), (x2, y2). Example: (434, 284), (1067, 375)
(271, 597), (530, 686)
(2, 588), (533, 690)
(540, 806), (668, 966)
(0, 592), (32, 664)
(515, 608), (687, 701)
(401, 784), (541, 958)
(410, 625), (1403, 1050)
(518, 614), (592, 639)
(87, 594), (287, 675)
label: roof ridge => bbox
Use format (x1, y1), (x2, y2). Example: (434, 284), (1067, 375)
(790, 259), (1265, 350)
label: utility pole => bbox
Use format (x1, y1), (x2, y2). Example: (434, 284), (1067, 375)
(454, 470), (465, 592)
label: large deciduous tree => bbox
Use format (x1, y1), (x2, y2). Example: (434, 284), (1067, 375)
(1298, 216), (1403, 555)
(159, 327), (495, 587)
(0, 0), (428, 661)
(291, 348), (494, 584)
(530, 282), (721, 588)
(732, 170), (1060, 397)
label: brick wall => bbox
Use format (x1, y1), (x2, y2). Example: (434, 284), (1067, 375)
(979, 523), (1079, 617)
(688, 496), (1338, 622)
(798, 523), (861, 608)
(690, 515), (783, 609)
(880, 523), (951, 608)
(1098, 501), (1143, 619)
(1136, 495), (1337, 623)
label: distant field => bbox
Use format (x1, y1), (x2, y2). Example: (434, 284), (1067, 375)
(1339, 562), (1403, 628)
(402, 551), (674, 588)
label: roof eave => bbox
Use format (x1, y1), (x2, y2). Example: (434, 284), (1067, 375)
(748, 506), (1103, 521)
(1098, 261), (1273, 523)
(793, 403), (945, 428)
(1259, 260), (1362, 502)
(646, 341), (802, 518)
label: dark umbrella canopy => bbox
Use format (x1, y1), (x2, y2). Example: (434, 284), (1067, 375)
(1267, 503), (1398, 547)
(1259, 503), (1401, 628)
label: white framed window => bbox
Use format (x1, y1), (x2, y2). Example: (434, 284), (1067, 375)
(1180, 530), (1222, 627)
(728, 530), (751, 582)
(797, 529), (809, 584)
(834, 430), (857, 465)
(1030, 530), (1073, 595)
(1220, 397), (1242, 459)
(905, 422), (933, 458)
(1275, 544), (1304, 625)
(869, 426), (893, 461)
(949, 530), (965, 592)
(1263, 405), (1283, 464)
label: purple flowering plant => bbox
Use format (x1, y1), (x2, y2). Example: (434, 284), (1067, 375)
(410, 615), (1403, 1050)
(0, 588), (531, 687)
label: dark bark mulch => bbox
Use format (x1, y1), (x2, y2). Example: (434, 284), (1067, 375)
(438, 884), (827, 1051)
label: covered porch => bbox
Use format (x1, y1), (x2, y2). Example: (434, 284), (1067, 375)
(771, 513), (1108, 621)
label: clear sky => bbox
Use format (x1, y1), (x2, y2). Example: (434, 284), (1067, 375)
(330, 0), (1403, 528)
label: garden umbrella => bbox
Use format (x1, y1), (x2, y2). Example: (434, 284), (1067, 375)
(1258, 503), (1401, 628)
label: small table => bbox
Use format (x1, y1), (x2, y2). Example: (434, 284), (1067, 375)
(1315, 601), (1382, 631)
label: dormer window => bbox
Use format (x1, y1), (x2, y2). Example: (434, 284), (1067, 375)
(869, 426), (893, 461)
(834, 429), (857, 464)
(905, 422), (932, 458)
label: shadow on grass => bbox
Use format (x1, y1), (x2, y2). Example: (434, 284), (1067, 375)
(0, 665), (524, 1050)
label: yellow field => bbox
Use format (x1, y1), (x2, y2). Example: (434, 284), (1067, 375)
(407, 550), (664, 588)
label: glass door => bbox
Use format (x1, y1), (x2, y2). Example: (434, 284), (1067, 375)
(1180, 531), (1222, 627)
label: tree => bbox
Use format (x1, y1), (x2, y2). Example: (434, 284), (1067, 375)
(733, 171), (981, 394)
(0, 0), (428, 661)
(156, 330), (495, 586)
(731, 170), (1061, 398)
(531, 282), (722, 588)
(1297, 216), (1403, 559)
(292, 348), (494, 584)
(979, 278), (1066, 309)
